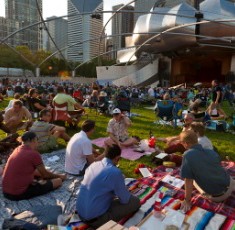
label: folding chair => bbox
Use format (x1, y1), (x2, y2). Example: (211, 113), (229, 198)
(155, 100), (175, 125)
(172, 101), (183, 127)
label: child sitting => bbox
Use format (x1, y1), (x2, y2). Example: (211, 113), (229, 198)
(190, 121), (213, 150)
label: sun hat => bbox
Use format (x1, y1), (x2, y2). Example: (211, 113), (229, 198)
(99, 91), (107, 97)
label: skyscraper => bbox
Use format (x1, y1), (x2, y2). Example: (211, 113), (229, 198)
(46, 16), (68, 59)
(5, 0), (42, 51)
(112, 4), (134, 58)
(67, 0), (104, 62)
(134, 0), (157, 25)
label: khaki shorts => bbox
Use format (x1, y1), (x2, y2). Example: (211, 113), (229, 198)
(38, 136), (58, 152)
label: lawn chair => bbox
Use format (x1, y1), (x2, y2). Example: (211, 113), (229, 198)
(155, 100), (174, 125)
(155, 100), (182, 127)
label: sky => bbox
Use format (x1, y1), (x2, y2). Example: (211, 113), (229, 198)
(0, 0), (131, 35)
(0, 0), (131, 18)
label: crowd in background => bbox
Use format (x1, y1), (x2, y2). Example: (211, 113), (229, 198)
(0, 77), (234, 107)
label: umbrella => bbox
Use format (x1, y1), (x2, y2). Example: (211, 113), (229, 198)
(194, 82), (202, 87)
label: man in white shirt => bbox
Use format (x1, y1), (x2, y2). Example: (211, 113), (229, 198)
(190, 122), (213, 150)
(65, 120), (104, 176)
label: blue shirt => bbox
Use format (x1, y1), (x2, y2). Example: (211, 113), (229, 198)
(180, 144), (230, 195)
(76, 158), (131, 220)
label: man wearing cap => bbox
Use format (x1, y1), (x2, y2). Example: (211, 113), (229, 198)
(180, 130), (235, 213)
(2, 131), (66, 201)
(65, 120), (104, 176)
(106, 108), (138, 148)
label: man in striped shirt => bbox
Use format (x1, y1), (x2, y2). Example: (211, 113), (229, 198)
(30, 109), (70, 152)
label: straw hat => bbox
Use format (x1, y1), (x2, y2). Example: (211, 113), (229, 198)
(99, 91), (107, 97)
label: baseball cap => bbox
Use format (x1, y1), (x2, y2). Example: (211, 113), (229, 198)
(112, 108), (121, 115)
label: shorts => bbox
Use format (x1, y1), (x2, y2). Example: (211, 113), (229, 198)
(66, 163), (88, 177)
(38, 136), (57, 152)
(3, 180), (53, 201)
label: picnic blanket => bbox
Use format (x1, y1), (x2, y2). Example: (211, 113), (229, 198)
(0, 149), (82, 229)
(0, 149), (234, 229)
(92, 137), (155, 161)
(122, 161), (235, 229)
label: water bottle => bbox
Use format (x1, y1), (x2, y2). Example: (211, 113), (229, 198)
(153, 191), (163, 219)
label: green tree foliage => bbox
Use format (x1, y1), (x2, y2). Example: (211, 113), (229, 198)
(0, 45), (116, 77)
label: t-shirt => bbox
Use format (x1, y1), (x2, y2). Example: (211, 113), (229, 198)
(53, 93), (77, 111)
(29, 120), (55, 147)
(198, 136), (213, 150)
(29, 97), (45, 112)
(2, 145), (43, 195)
(180, 144), (230, 195)
(76, 158), (131, 220)
(212, 86), (223, 103)
(65, 131), (92, 174)
(4, 106), (32, 125)
(107, 118), (129, 142)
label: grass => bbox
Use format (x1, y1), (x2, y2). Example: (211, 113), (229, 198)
(1, 98), (235, 178)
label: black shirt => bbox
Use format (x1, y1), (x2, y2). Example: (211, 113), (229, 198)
(212, 86), (223, 103)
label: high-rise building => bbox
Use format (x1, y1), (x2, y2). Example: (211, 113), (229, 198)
(134, 0), (157, 25)
(112, 4), (134, 58)
(46, 16), (68, 59)
(0, 17), (8, 40)
(5, 0), (42, 51)
(67, 0), (104, 62)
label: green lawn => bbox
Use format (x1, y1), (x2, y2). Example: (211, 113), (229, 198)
(1, 98), (235, 178)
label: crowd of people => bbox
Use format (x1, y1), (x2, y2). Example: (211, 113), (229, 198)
(0, 77), (235, 228)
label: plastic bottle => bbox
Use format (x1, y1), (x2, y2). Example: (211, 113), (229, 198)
(153, 191), (163, 219)
(149, 136), (156, 148)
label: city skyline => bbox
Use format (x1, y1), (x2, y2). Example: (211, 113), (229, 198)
(0, 0), (132, 18)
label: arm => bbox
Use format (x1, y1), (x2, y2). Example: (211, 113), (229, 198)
(74, 102), (84, 111)
(24, 107), (33, 122)
(113, 171), (131, 204)
(51, 125), (66, 133)
(122, 114), (131, 127)
(86, 152), (104, 164)
(36, 164), (66, 181)
(181, 178), (193, 213)
(166, 135), (179, 145)
(215, 91), (221, 105)
(33, 102), (46, 111)
(108, 132), (121, 147)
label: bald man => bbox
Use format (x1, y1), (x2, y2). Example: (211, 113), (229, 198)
(180, 130), (235, 213)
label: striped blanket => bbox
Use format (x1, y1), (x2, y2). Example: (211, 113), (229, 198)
(122, 161), (235, 229)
